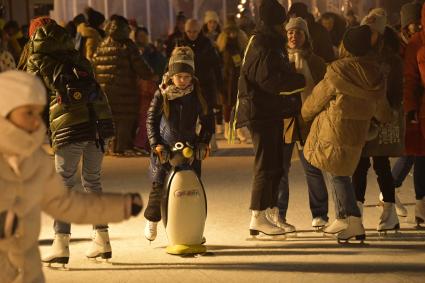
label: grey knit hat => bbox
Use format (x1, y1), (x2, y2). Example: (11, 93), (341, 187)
(361, 8), (387, 34)
(168, 47), (195, 76)
(285, 17), (310, 39)
(401, 2), (422, 29)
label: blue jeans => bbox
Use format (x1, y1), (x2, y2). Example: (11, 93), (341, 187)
(277, 143), (329, 220)
(392, 156), (415, 188)
(414, 156), (425, 200)
(54, 141), (107, 234)
(328, 174), (362, 219)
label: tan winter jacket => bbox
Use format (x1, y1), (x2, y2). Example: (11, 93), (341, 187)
(302, 56), (392, 176)
(76, 23), (102, 62)
(0, 117), (133, 283)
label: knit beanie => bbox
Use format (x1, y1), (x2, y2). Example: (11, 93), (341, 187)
(343, 25), (372, 57)
(259, 0), (287, 26)
(29, 16), (56, 38)
(285, 17), (310, 39)
(168, 47), (195, 76)
(288, 2), (309, 19)
(86, 7), (105, 28)
(204, 10), (219, 24)
(401, 2), (422, 29)
(361, 8), (387, 34)
(0, 71), (46, 117)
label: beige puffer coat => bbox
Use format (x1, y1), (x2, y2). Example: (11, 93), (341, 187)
(0, 117), (133, 283)
(76, 23), (102, 62)
(302, 55), (392, 176)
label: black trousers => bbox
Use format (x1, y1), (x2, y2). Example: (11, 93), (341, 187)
(352, 156), (395, 203)
(249, 123), (284, 210)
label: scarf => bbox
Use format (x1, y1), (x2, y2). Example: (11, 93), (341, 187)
(287, 48), (315, 102)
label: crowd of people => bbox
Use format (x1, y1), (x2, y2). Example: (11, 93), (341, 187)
(1, 0), (425, 282)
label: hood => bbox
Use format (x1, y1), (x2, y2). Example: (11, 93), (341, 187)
(327, 56), (386, 100)
(30, 23), (74, 54)
(104, 19), (130, 41)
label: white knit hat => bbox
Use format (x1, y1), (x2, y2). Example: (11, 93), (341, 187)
(286, 17), (310, 39)
(0, 70), (46, 117)
(361, 8), (387, 34)
(204, 10), (219, 24)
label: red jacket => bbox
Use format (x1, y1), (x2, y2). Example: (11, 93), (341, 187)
(403, 4), (425, 155)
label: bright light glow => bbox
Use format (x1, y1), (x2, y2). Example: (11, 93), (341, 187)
(241, 0), (247, 4)
(236, 13), (241, 18)
(238, 4), (243, 9)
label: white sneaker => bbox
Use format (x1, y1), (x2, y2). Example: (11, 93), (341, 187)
(337, 216), (365, 243)
(86, 229), (112, 259)
(323, 218), (348, 235)
(379, 192), (407, 217)
(249, 210), (286, 236)
(265, 207), (296, 233)
(42, 233), (70, 266)
(377, 202), (400, 232)
(312, 217), (328, 230)
(144, 220), (158, 241)
(415, 197), (425, 226)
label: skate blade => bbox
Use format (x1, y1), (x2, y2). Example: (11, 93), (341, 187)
(87, 252), (112, 263)
(43, 262), (69, 270)
(337, 234), (366, 244)
(378, 224), (401, 236)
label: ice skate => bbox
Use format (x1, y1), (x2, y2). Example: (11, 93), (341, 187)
(86, 229), (112, 261)
(336, 216), (366, 244)
(249, 210), (286, 238)
(236, 128), (252, 144)
(415, 197), (425, 227)
(379, 192), (407, 217)
(377, 202), (400, 235)
(323, 218), (348, 235)
(42, 233), (70, 268)
(312, 217), (328, 232)
(266, 207), (296, 235)
(144, 220), (158, 242)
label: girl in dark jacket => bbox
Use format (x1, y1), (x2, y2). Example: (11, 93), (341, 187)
(143, 47), (213, 241)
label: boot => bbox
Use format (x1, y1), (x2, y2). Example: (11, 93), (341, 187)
(249, 210), (286, 236)
(224, 123), (230, 140)
(377, 202), (400, 233)
(42, 233), (70, 267)
(312, 217), (328, 231)
(237, 128), (252, 144)
(337, 216), (366, 243)
(379, 192), (407, 217)
(415, 197), (425, 226)
(323, 218), (348, 235)
(144, 220), (158, 241)
(265, 207), (296, 233)
(85, 229), (112, 260)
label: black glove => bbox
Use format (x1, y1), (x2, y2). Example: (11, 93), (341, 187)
(0, 210), (18, 239)
(130, 194), (143, 216)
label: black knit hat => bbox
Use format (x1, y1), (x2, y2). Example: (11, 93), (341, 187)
(343, 25), (372, 56)
(168, 47), (195, 76)
(86, 7), (105, 28)
(259, 0), (287, 26)
(288, 2), (309, 19)
(400, 2), (422, 29)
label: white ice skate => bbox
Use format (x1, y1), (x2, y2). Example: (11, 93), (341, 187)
(42, 233), (70, 268)
(379, 192), (407, 217)
(144, 220), (158, 242)
(323, 218), (348, 235)
(249, 210), (286, 237)
(86, 229), (112, 261)
(415, 197), (425, 227)
(312, 217), (328, 232)
(266, 207), (296, 234)
(337, 216), (366, 244)
(237, 128), (252, 144)
(377, 202), (400, 235)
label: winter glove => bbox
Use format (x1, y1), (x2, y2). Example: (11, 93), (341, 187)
(153, 144), (170, 164)
(0, 210), (18, 239)
(130, 193), (143, 216)
(407, 111), (419, 124)
(195, 143), (210, 160)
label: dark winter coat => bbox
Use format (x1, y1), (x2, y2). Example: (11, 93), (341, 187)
(25, 23), (114, 150)
(146, 78), (213, 148)
(92, 19), (154, 120)
(307, 18), (335, 63)
(165, 29), (185, 58)
(234, 25), (305, 128)
(180, 33), (223, 109)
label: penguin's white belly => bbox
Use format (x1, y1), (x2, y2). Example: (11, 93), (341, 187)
(166, 170), (206, 246)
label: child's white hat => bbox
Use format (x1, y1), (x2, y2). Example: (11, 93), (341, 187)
(0, 70), (46, 117)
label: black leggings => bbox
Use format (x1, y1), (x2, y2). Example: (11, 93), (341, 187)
(352, 156), (395, 203)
